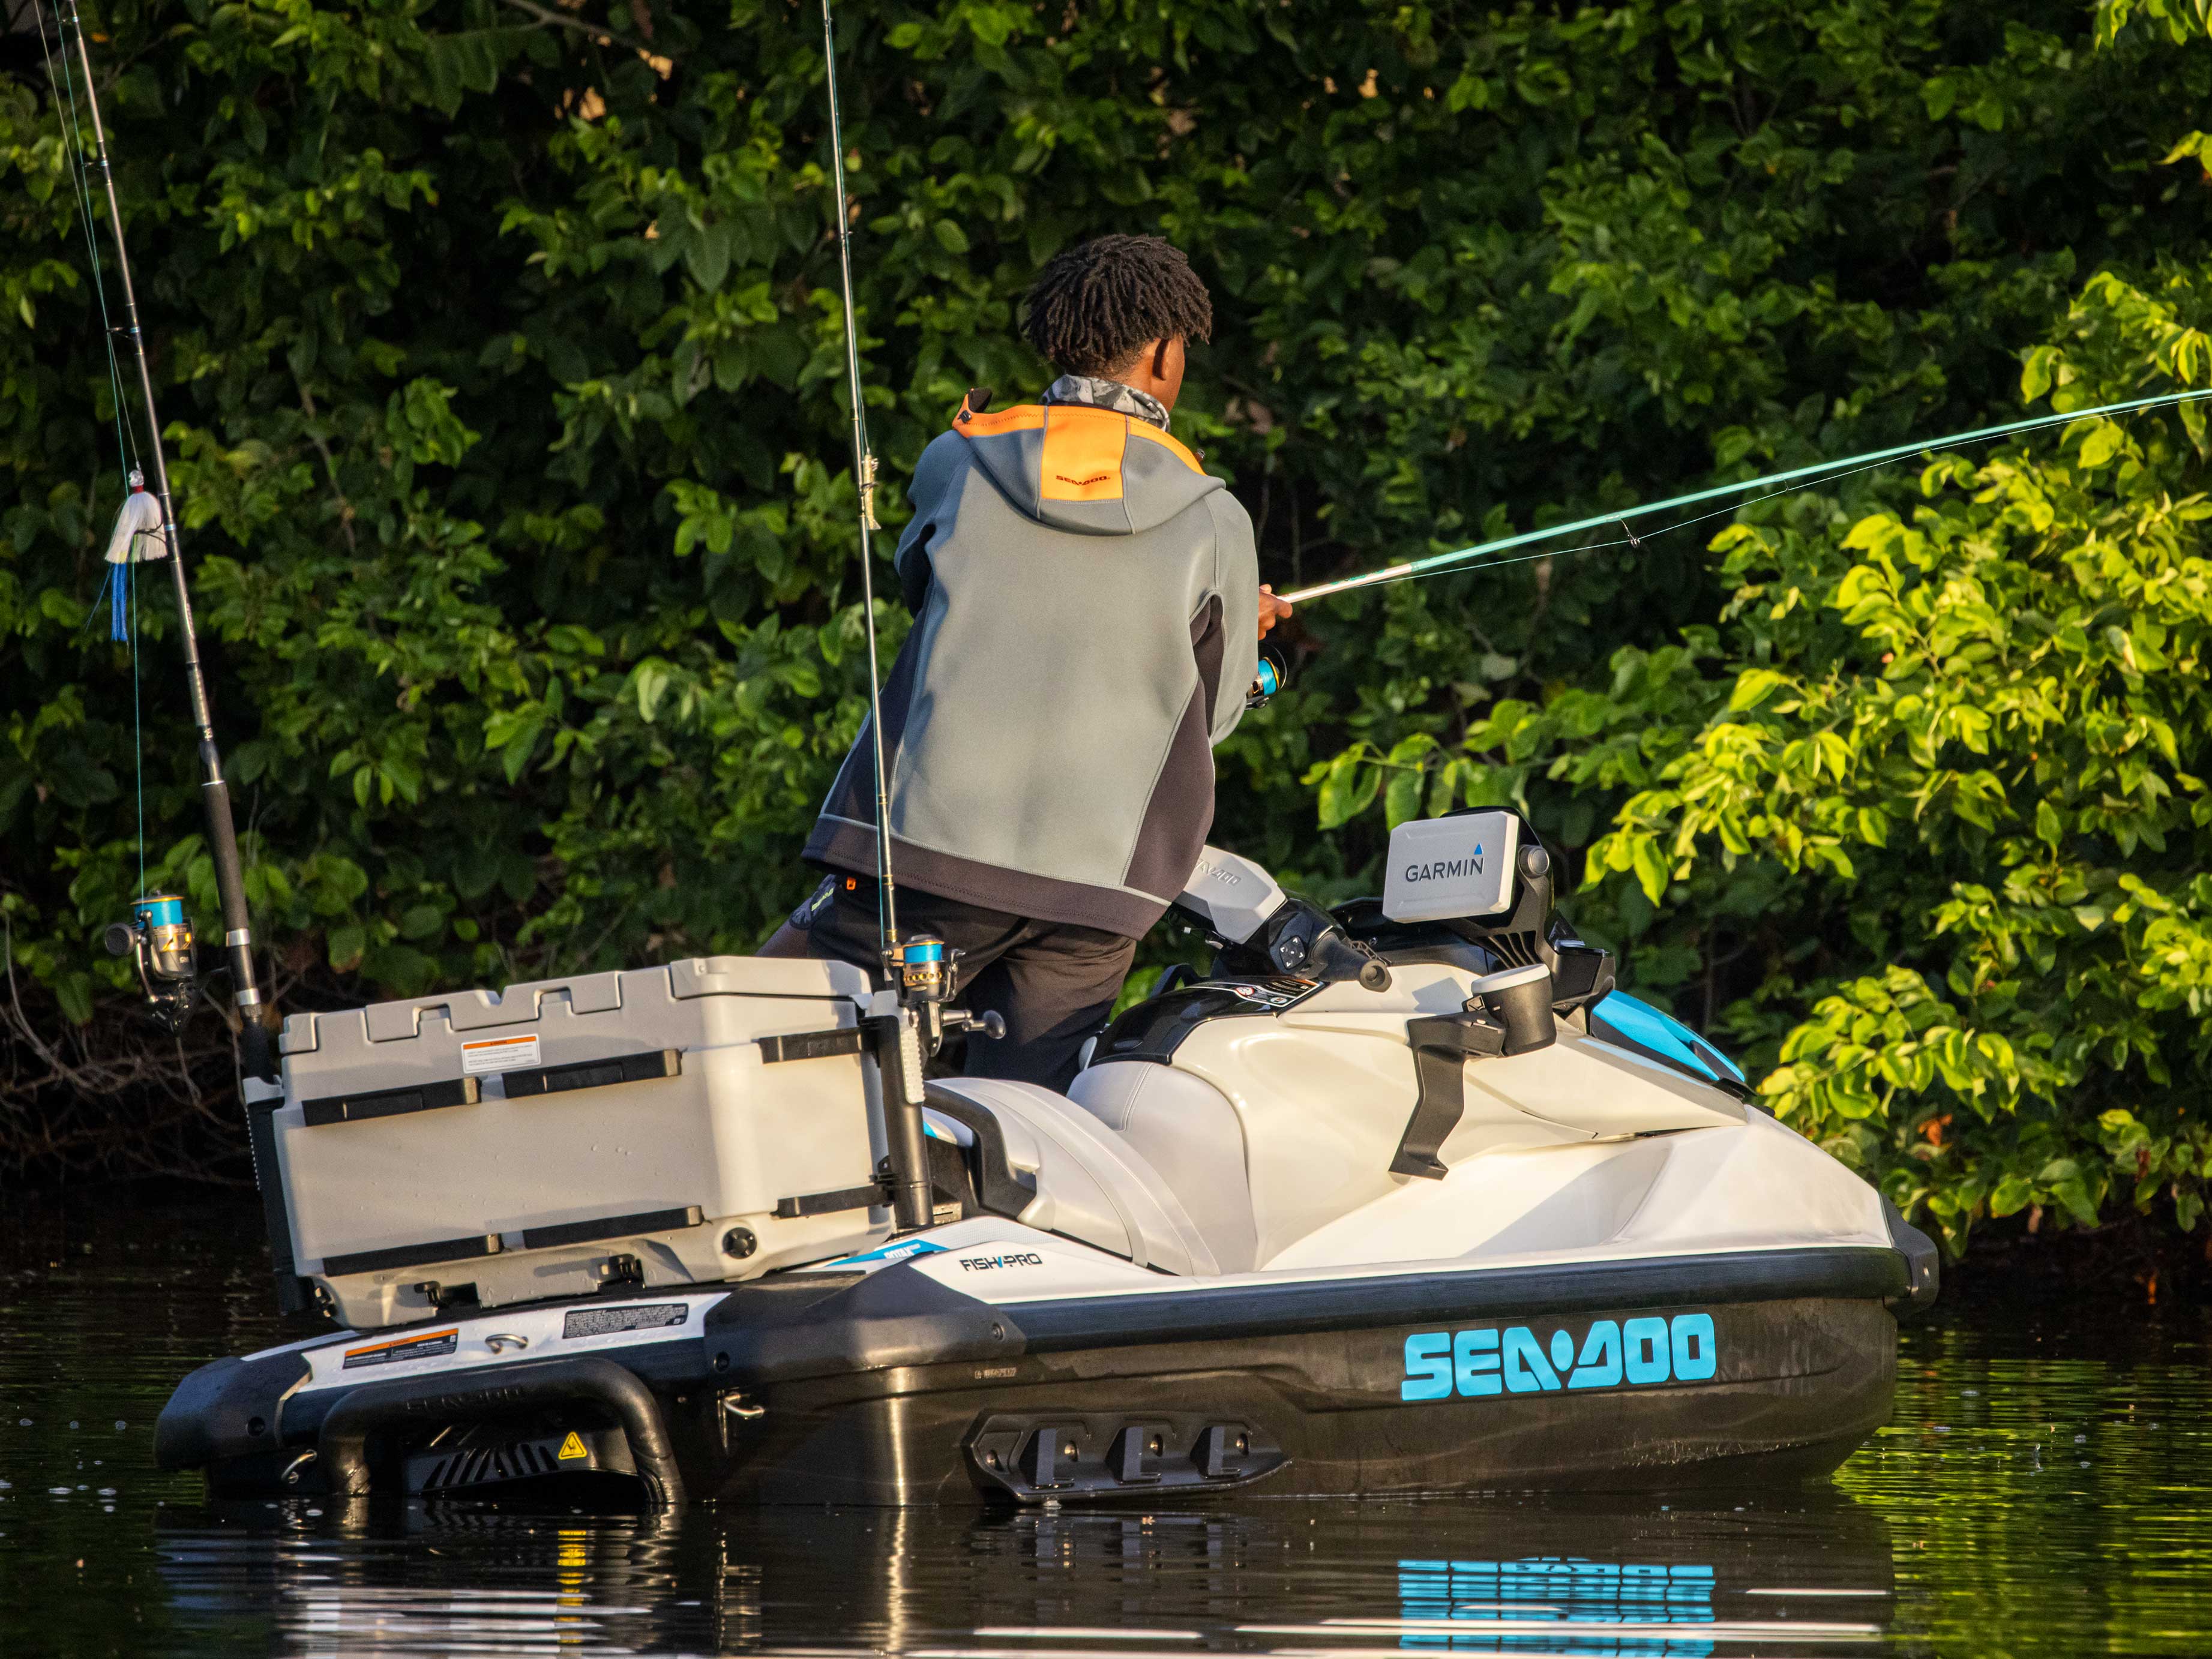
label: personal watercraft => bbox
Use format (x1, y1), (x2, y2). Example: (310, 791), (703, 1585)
(155, 807), (1937, 1508)
(48, 0), (1926, 1510)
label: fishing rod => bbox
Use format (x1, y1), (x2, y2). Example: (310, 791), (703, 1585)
(817, 0), (961, 1234)
(1279, 385), (2212, 605)
(43, 0), (277, 1083)
(820, 0), (900, 955)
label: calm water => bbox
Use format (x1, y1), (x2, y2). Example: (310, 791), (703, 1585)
(1, 1189), (2207, 1657)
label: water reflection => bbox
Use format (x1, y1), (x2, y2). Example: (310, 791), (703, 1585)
(5, 1188), (2211, 1658)
(151, 1495), (1895, 1656)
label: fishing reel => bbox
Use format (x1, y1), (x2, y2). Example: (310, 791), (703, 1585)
(883, 933), (1004, 1054)
(104, 894), (197, 1031)
(1246, 643), (1291, 710)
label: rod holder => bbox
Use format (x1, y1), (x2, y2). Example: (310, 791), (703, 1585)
(1469, 963), (1557, 1056)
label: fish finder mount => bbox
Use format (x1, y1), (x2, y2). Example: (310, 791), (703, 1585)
(1339, 809), (1615, 1013)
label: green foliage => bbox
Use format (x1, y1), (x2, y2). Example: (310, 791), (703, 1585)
(1328, 267), (2212, 1252)
(1587, 270), (2212, 1252)
(5, 0), (2212, 1225)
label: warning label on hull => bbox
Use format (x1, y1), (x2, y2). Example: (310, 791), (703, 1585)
(343, 1328), (460, 1369)
(562, 1303), (689, 1340)
(460, 1034), (541, 1075)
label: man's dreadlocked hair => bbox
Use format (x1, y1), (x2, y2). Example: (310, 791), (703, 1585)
(1021, 234), (1213, 379)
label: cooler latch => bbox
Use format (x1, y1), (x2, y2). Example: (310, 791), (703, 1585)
(757, 1026), (868, 1064)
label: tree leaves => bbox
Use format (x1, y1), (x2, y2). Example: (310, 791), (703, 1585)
(1297, 255), (2212, 1250)
(5, 0), (2212, 1226)
(1310, 745), (1382, 831)
(1726, 668), (1793, 714)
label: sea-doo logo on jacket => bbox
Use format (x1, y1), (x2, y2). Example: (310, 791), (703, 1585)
(1399, 1314), (1718, 1400)
(960, 1252), (1045, 1273)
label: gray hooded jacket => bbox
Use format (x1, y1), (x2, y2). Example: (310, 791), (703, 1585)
(804, 400), (1260, 937)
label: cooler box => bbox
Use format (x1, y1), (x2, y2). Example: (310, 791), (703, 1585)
(263, 956), (891, 1329)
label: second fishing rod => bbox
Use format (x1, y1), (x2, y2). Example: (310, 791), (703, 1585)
(47, 0), (275, 1083)
(1278, 386), (2212, 607)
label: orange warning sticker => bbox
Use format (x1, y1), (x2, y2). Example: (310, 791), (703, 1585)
(460, 1033), (541, 1075)
(342, 1328), (458, 1370)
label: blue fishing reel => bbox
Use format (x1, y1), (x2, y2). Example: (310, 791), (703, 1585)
(883, 932), (1003, 1055)
(886, 933), (952, 1004)
(1246, 643), (1291, 710)
(104, 894), (198, 1030)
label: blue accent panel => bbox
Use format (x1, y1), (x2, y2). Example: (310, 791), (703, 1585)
(1594, 991), (1746, 1084)
(823, 1238), (948, 1268)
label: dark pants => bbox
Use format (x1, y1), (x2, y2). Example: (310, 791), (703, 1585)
(760, 875), (1137, 1093)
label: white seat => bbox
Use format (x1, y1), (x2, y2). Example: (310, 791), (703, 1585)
(1067, 1061), (1259, 1274)
(926, 1078), (1221, 1277)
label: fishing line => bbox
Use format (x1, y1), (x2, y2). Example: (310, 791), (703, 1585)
(819, 0), (900, 955)
(1280, 385), (2212, 605)
(33, 0), (137, 481)
(130, 538), (145, 899)
(1321, 391), (2207, 605)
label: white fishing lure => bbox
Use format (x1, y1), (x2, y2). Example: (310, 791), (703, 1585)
(103, 469), (166, 564)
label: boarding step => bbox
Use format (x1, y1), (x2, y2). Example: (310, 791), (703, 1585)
(964, 1412), (1286, 1501)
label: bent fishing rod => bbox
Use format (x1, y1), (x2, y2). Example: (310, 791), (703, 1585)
(1278, 385), (2212, 605)
(45, 0), (275, 1082)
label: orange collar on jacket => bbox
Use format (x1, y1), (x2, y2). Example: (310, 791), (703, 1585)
(954, 401), (1206, 503)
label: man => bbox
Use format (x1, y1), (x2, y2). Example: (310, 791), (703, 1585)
(764, 233), (1291, 1090)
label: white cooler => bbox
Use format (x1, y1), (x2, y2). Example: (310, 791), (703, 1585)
(259, 955), (892, 1329)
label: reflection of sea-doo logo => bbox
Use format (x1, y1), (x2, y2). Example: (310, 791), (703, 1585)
(1403, 845), (1484, 883)
(1399, 1558), (1716, 1625)
(1401, 1313), (1716, 1400)
(960, 1252), (1045, 1273)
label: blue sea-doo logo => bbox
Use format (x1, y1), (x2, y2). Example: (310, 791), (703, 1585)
(1400, 1314), (1718, 1400)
